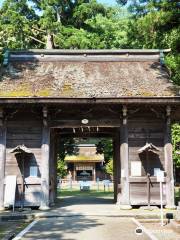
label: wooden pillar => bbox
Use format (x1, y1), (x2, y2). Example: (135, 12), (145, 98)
(54, 137), (58, 199)
(0, 109), (6, 211)
(93, 165), (96, 182)
(73, 164), (76, 181)
(119, 105), (131, 209)
(113, 138), (116, 202)
(49, 129), (55, 206)
(40, 107), (50, 210)
(164, 106), (176, 209)
(113, 132), (120, 203)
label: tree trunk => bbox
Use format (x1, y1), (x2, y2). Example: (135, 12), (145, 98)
(46, 33), (54, 49)
(57, 10), (61, 23)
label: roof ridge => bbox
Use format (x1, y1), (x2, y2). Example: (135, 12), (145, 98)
(8, 49), (171, 55)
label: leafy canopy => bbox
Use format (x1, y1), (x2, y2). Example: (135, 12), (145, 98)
(0, 0), (128, 49)
(172, 124), (180, 168)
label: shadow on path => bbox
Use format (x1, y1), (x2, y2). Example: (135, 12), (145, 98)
(56, 195), (114, 207)
(21, 191), (150, 240)
(23, 214), (103, 240)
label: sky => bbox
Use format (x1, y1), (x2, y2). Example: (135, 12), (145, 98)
(0, 0), (118, 8)
(98, 0), (117, 5)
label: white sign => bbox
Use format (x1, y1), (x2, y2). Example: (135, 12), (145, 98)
(131, 161), (141, 177)
(157, 170), (164, 182)
(103, 180), (110, 186)
(4, 175), (17, 209)
(154, 168), (161, 177)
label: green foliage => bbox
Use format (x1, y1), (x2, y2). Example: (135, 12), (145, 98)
(57, 155), (67, 178)
(57, 138), (79, 161)
(54, 8), (128, 49)
(105, 159), (113, 177)
(117, 0), (180, 19)
(57, 156), (68, 178)
(172, 123), (180, 167)
(85, 11), (128, 49)
(122, 0), (180, 85)
(0, 0), (38, 49)
(165, 54), (180, 85)
(0, 0), (129, 49)
(96, 139), (113, 163)
(56, 138), (79, 178)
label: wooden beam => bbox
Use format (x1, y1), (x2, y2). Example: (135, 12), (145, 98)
(0, 97), (179, 105)
(57, 133), (115, 138)
(164, 106), (176, 209)
(55, 127), (117, 138)
(0, 108), (6, 210)
(49, 119), (121, 128)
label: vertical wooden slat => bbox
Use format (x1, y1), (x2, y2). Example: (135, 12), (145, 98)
(164, 106), (176, 209)
(40, 107), (50, 210)
(0, 108), (6, 210)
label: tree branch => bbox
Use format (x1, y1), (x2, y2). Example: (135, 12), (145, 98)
(32, 26), (46, 33)
(29, 36), (45, 45)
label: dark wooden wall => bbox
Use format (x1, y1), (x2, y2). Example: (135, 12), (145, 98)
(5, 111), (42, 206)
(3, 106), (172, 207)
(128, 109), (166, 205)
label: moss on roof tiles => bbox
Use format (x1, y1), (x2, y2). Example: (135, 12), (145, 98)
(0, 53), (179, 97)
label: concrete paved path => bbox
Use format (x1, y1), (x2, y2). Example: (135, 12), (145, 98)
(20, 216), (150, 240)
(18, 194), (151, 240)
(50, 194), (120, 216)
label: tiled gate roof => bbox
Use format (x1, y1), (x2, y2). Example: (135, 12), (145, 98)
(0, 49), (178, 97)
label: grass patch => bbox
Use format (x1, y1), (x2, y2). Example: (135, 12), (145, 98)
(0, 221), (29, 239)
(175, 187), (180, 204)
(58, 189), (114, 198)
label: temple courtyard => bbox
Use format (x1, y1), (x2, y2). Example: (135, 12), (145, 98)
(0, 188), (178, 240)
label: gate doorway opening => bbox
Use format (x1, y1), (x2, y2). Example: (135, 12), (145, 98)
(50, 127), (120, 206)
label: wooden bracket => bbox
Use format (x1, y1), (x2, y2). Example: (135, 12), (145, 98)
(122, 105), (127, 125)
(122, 105), (127, 117)
(166, 105), (171, 126)
(166, 105), (171, 117)
(43, 106), (48, 127)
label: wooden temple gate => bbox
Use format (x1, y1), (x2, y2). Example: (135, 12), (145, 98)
(0, 101), (178, 210)
(0, 49), (179, 210)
